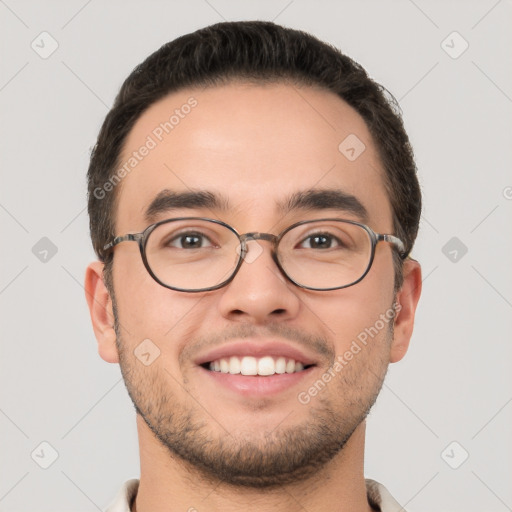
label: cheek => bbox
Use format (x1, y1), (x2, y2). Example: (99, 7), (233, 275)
(112, 256), (208, 356)
(310, 296), (389, 349)
(303, 254), (396, 352)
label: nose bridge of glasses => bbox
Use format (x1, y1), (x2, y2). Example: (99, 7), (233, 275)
(240, 232), (277, 244)
(237, 232), (278, 260)
(241, 232), (276, 248)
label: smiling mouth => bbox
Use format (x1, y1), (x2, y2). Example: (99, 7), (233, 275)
(201, 356), (315, 376)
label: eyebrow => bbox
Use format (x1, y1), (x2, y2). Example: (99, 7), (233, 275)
(278, 189), (368, 222)
(144, 189), (230, 222)
(144, 188), (368, 223)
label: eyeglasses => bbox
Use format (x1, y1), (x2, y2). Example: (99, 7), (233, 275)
(103, 217), (406, 293)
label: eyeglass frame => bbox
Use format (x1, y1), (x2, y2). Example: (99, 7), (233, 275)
(103, 217), (407, 293)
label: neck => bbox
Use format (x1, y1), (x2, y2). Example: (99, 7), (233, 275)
(132, 415), (375, 512)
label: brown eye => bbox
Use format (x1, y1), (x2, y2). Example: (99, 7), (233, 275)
(298, 233), (342, 249)
(167, 231), (213, 249)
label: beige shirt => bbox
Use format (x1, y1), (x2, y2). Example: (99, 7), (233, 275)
(104, 478), (406, 511)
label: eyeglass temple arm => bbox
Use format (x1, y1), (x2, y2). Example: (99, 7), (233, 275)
(103, 233), (144, 251)
(378, 234), (407, 258)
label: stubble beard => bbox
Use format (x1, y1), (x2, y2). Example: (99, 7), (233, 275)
(112, 298), (392, 489)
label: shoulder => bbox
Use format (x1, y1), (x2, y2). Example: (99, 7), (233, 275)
(365, 479), (406, 512)
(104, 479), (140, 512)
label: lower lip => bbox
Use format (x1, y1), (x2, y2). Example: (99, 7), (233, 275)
(199, 366), (315, 397)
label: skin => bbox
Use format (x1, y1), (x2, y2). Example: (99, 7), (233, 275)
(85, 82), (422, 512)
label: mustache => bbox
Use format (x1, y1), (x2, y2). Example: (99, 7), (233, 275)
(180, 322), (335, 365)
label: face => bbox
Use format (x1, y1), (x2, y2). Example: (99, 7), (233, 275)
(93, 82), (417, 487)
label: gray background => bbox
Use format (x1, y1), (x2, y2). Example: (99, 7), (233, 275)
(1, 0), (511, 510)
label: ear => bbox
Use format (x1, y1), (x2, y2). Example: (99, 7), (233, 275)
(389, 258), (422, 363)
(84, 261), (119, 364)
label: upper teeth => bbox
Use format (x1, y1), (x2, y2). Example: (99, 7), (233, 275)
(209, 356), (305, 376)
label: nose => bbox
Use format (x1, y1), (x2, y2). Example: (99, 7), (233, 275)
(217, 238), (301, 324)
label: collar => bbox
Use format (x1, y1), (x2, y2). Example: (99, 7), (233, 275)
(105, 478), (406, 512)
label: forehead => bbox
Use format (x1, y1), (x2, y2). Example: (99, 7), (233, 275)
(116, 82), (392, 231)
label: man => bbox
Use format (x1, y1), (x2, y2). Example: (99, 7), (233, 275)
(85, 21), (422, 512)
